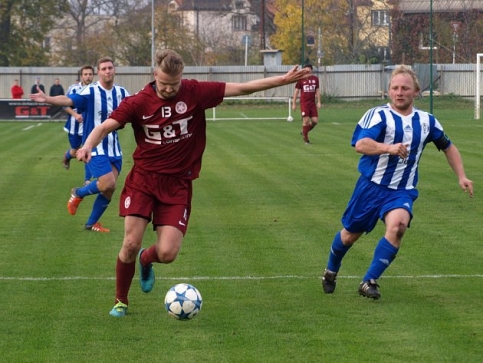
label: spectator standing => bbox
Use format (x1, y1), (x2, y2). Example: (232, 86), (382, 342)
(49, 78), (65, 96)
(11, 79), (24, 99)
(31, 77), (45, 94)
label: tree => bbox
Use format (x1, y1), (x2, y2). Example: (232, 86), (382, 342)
(390, 7), (483, 65)
(271, 0), (393, 65)
(0, 0), (68, 66)
(48, 0), (153, 66)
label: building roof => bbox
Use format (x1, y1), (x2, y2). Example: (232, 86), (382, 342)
(172, 0), (255, 11)
(397, 0), (483, 13)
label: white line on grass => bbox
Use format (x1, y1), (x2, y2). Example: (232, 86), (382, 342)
(22, 123), (42, 131)
(1, 274), (482, 281)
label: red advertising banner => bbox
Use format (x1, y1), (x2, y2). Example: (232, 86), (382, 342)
(0, 99), (66, 121)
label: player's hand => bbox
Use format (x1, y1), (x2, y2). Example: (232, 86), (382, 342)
(387, 143), (409, 158)
(76, 147), (92, 163)
(459, 177), (474, 198)
(283, 65), (311, 83)
(29, 87), (47, 102)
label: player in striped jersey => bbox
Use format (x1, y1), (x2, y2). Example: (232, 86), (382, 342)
(62, 65), (94, 186)
(30, 57), (130, 233)
(321, 65), (473, 300)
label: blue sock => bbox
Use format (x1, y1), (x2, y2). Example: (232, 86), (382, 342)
(76, 180), (100, 198)
(84, 165), (92, 182)
(65, 149), (72, 160)
(363, 237), (399, 281)
(86, 194), (111, 226)
(326, 231), (352, 272)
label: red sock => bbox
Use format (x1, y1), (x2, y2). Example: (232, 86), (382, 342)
(141, 245), (161, 265)
(115, 256), (135, 305)
(302, 125), (311, 141)
(310, 122), (317, 130)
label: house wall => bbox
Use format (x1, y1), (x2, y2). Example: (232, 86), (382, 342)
(357, 0), (391, 47)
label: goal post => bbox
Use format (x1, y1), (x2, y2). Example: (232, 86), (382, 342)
(475, 53), (483, 119)
(208, 97), (293, 121)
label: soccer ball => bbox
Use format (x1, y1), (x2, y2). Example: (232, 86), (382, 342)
(164, 283), (202, 320)
(287, 116), (294, 122)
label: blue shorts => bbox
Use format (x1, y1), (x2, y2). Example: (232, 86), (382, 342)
(68, 133), (83, 149)
(86, 155), (122, 179)
(341, 175), (418, 234)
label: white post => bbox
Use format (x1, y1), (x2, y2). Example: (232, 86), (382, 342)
(476, 54), (483, 120)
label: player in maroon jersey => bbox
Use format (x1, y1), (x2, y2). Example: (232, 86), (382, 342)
(75, 49), (311, 317)
(292, 63), (322, 144)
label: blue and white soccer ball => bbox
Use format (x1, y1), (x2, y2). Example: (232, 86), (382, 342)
(164, 283), (203, 320)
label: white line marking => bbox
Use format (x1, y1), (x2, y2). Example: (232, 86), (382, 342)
(22, 124), (42, 131)
(0, 274), (482, 281)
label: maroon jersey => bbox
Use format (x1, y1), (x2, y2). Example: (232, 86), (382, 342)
(110, 79), (225, 179)
(295, 75), (319, 108)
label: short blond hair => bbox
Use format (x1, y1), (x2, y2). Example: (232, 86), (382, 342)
(389, 65), (421, 92)
(155, 49), (184, 76)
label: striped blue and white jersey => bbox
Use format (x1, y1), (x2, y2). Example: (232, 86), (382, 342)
(69, 82), (129, 158)
(63, 82), (86, 136)
(352, 103), (449, 190)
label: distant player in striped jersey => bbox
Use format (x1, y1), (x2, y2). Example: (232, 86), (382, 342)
(75, 49), (311, 317)
(62, 65), (94, 186)
(30, 57), (130, 233)
(321, 65), (473, 300)
(292, 63), (322, 144)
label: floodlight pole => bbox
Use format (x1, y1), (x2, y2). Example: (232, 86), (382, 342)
(151, 0), (155, 71)
(429, 0), (433, 113)
(301, 0), (305, 66)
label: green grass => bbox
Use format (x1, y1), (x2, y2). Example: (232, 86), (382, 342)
(0, 100), (482, 362)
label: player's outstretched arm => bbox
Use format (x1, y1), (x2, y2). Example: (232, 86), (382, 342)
(30, 86), (73, 106)
(224, 65), (310, 97)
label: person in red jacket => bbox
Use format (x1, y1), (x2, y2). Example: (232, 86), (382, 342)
(11, 79), (24, 99)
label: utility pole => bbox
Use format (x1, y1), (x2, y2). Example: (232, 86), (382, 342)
(260, 0), (266, 64)
(429, 0), (433, 113)
(301, 0), (305, 65)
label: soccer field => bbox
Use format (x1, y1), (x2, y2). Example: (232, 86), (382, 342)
(1, 102), (482, 362)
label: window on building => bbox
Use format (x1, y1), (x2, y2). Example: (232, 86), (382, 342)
(372, 10), (389, 26)
(232, 15), (247, 31)
(235, 1), (244, 9)
(43, 37), (51, 50)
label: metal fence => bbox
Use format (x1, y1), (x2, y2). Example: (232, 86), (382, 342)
(0, 64), (477, 101)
